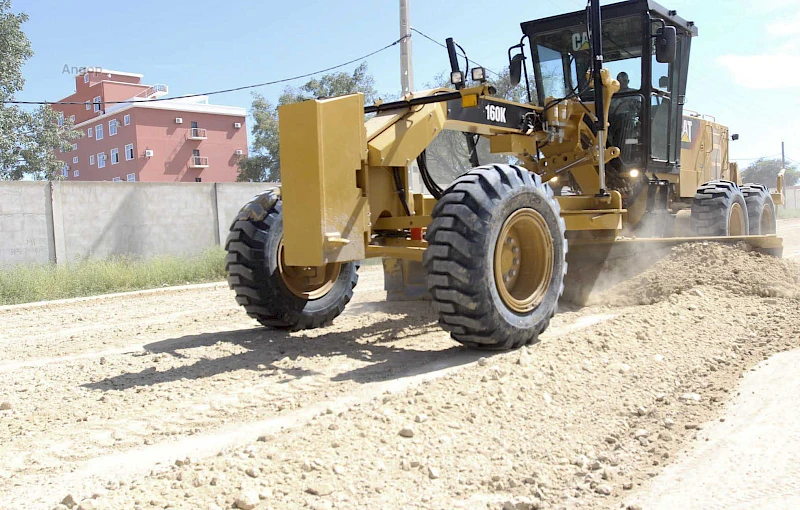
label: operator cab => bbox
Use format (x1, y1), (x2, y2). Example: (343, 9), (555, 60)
(519, 0), (697, 176)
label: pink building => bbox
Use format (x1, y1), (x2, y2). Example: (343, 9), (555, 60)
(54, 70), (247, 182)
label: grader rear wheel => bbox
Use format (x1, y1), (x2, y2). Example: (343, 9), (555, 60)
(225, 190), (358, 330)
(690, 180), (750, 236)
(423, 164), (567, 350)
(741, 183), (777, 235)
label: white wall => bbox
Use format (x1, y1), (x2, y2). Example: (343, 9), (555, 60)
(0, 181), (277, 266)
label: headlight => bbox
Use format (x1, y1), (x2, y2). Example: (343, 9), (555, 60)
(450, 71), (464, 86)
(471, 67), (486, 82)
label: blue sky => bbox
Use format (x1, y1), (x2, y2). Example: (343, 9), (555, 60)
(13, 0), (800, 168)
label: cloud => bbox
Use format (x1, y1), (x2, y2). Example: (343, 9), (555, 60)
(767, 9), (800, 35)
(717, 54), (800, 89)
(752, 0), (800, 10)
(718, 5), (800, 89)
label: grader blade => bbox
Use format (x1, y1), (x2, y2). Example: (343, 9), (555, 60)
(562, 235), (784, 305)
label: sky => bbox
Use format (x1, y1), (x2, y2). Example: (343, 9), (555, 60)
(12, 0), (800, 168)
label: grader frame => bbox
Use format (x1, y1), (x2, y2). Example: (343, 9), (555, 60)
(278, 80), (625, 268)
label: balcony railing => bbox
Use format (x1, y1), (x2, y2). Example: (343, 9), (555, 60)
(105, 84), (169, 114)
(187, 128), (207, 140)
(189, 156), (209, 168)
(132, 84), (169, 100)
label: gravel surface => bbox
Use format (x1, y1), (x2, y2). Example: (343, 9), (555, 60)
(1, 230), (799, 509)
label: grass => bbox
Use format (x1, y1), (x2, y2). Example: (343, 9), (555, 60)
(0, 248), (227, 306)
(778, 207), (800, 220)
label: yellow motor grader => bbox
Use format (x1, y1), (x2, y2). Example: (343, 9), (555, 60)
(225, 0), (784, 349)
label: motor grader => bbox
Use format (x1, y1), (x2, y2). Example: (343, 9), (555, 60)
(225, 0), (784, 350)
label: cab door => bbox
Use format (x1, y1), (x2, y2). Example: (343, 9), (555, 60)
(648, 23), (680, 173)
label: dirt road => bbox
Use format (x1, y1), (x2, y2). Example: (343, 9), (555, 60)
(1, 231), (799, 509)
(629, 348), (800, 509)
(779, 217), (800, 259)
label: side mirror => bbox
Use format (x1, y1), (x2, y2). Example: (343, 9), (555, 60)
(509, 54), (524, 87)
(659, 76), (669, 89)
(731, 134), (740, 141)
(655, 26), (677, 63)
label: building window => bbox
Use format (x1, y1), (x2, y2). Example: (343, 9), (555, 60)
(127, 173), (136, 182)
(109, 120), (118, 136)
(98, 153), (106, 169)
(125, 143), (134, 161)
(124, 114), (130, 126)
(84, 74), (89, 84)
(90, 154), (95, 165)
(85, 101), (90, 110)
(111, 148), (119, 164)
(112, 177), (121, 182)
(95, 124), (103, 140)
(88, 127), (93, 137)
(74, 170), (80, 177)
(72, 143), (77, 151)
(93, 96), (102, 112)
(62, 168), (68, 178)
(69, 115), (75, 123)
(73, 156), (78, 164)
(57, 112), (64, 127)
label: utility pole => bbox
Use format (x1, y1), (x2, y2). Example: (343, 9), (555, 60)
(399, 0), (422, 195)
(782, 141), (786, 170)
(399, 0), (414, 96)
(782, 141), (787, 210)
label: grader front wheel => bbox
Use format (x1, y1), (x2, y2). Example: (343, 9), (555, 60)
(423, 164), (567, 350)
(225, 190), (359, 330)
(494, 208), (554, 314)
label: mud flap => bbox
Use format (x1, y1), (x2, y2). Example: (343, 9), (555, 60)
(382, 258), (431, 301)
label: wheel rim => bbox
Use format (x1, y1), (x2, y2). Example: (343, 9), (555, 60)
(761, 204), (775, 234)
(728, 203), (746, 236)
(494, 208), (554, 313)
(277, 240), (342, 300)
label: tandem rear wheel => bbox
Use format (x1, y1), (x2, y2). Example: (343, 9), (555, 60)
(690, 180), (749, 236)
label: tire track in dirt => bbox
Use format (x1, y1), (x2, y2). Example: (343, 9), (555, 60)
(0, 309), (613, 508)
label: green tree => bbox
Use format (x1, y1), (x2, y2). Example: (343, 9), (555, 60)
(0, 1), (80, 180)
(238, 62), (377, 182)
(741, 157), (799, 188)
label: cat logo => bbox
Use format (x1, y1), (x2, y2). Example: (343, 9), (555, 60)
(681, 119), (693, 143)
(571, 32), (590, 51)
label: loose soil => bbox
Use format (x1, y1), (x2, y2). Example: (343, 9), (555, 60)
(1, 222), (799, 510)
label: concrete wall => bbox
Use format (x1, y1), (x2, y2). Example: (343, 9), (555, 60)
(0, 181), (277, 266)
(785, 186), (799, 210)
(0, 182), (54, 266)
(215, 182), (277, 243)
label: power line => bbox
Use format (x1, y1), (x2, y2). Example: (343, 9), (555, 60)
(731, 154), (781, 161)
(3, 36), (409, 106)
(410, 27), (501, 77)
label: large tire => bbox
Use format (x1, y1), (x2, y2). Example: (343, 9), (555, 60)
(741, 183), (777, 235)
(225, 189), (359, 330)
(423, 164), (567, 350)
(690, 180), (749, 236)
